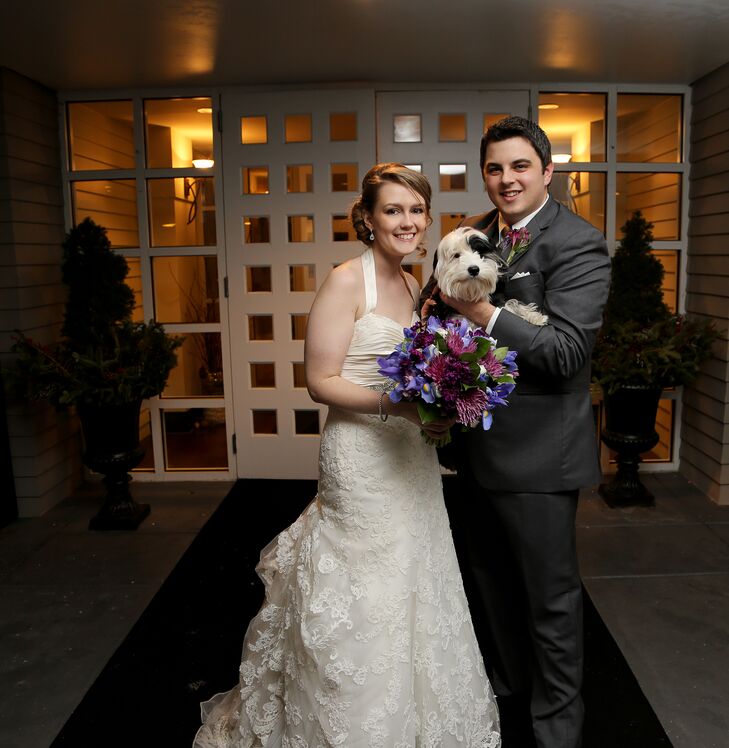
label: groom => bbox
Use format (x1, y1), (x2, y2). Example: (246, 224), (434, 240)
(425, 117), (610, 747)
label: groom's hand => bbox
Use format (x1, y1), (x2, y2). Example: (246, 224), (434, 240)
(439, 292), (496, 329)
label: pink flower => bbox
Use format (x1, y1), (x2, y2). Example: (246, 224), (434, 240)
(481, 350), (504, 379)
(455, 388), (488, 427)
(446, 330), (477, 355)
(506, 228), (531, 264)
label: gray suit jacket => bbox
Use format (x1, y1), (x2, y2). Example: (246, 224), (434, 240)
(430, 198), (611, 492)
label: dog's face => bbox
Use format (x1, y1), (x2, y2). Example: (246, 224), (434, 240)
(433, 227), (500, 303)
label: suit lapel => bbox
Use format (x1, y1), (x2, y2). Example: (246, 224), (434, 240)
(461, 208), (499, 241)
(507, 197), (560, 265)
(484, 213), (500, 246)
(460, 200), (561, 265)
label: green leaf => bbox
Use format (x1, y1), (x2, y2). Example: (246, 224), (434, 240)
(417, 402), (441, 424)
(422, 429), (452, 447)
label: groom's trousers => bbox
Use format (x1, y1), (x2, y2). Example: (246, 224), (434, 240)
(449, 474), (583, 748)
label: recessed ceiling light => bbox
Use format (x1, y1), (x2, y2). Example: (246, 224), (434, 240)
(539, 103), (559, 110)
(197, 107), (213, 114)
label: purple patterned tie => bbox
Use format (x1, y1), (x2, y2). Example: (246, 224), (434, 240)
(499, 227), (512, 260)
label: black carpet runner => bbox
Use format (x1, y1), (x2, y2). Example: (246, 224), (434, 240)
(51, 479), (671, 747)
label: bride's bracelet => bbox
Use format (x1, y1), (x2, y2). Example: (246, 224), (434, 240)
(376, 383), (394, 422)
(378, 389), (389, 422)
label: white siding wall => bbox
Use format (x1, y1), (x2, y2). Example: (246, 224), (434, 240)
(0, 67), (83, 516)
(682, 63), (729, 504)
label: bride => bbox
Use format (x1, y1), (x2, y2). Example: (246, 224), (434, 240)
(194, 163), (501, 747)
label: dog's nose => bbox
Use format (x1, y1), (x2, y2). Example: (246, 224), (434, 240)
(467, 265), (480, 277)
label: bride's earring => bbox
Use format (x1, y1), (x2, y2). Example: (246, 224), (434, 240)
(369, 230), (374, 242)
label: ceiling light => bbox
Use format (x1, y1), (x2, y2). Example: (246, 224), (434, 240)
(162, 223), (176, 228)
(552, 153), (572, 163)
(197, 107), (213, 114)
(192, 158), (215, 169)
(539, 103), (559, 110)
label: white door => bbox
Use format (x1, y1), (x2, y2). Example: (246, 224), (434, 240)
(221, 87), (528, 480)
(221, 89), (377, 478)
(376, 89), (529, 274)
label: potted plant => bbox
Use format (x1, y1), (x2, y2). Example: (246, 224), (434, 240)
(592, 211), (718, 507)
(8, 218), (181, 529)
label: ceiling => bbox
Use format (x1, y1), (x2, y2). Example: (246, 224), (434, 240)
(2, 0), (729, 92)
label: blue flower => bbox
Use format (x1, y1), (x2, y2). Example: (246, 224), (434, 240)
(377, 314), (519, 440)
(420, 380), (436, 404)
(502, 350), (518, 372)
(486, 382), (515, 408)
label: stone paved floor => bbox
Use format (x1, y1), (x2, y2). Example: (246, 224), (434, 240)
(1, 473), (728, 748)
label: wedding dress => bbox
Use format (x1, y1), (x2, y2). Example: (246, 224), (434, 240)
(194, 248), (500, 748)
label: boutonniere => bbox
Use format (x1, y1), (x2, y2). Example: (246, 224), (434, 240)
(506, 228), (530, 264)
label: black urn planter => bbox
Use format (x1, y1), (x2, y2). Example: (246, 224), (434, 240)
(599, 385), (662, 508)
(76, 400), (150, 530)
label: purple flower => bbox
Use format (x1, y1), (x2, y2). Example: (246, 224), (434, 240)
(377, 313), (519, 440)
(506, 228), (530, 264)
(426, 354), (471, 407)
(480, 350), (505, 379)
(446, 330), (477, 356)
(455, 388), (488, 427)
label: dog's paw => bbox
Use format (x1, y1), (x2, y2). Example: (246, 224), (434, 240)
(503, 299), (548, 326)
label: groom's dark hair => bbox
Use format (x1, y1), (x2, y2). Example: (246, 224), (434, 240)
(480, 116), (552, 173)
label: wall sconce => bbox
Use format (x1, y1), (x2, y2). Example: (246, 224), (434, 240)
(550, 137), (572, 164)
(184, 159), (214, 223)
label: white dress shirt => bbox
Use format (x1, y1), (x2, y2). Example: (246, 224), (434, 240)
(487, 195), (550, 334)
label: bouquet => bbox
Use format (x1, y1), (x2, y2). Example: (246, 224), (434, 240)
(376, 315), (519, 446)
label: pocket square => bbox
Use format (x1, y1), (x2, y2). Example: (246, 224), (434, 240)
(512, 271), (531, 279)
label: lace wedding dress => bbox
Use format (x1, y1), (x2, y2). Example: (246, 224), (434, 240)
(194, 248), (500, 748)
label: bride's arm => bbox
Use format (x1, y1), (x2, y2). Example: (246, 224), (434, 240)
(304, 265), (442, 432)
(304, 264), (376, 411)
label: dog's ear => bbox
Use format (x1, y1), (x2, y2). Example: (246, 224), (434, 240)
(467, 233), (493, 257)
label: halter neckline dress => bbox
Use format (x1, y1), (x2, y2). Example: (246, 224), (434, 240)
(194, 248), (500, 747)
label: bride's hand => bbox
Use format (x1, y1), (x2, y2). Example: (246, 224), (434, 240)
(395, 401), (456, 438)
(420, 285), (439, 321)
(421, 415), (457, 439)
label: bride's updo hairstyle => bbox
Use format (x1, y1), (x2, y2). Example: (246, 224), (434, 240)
(350, 163), (432, 258)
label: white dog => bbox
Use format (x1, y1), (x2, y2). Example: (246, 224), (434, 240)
(432, 226), (548, 326)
